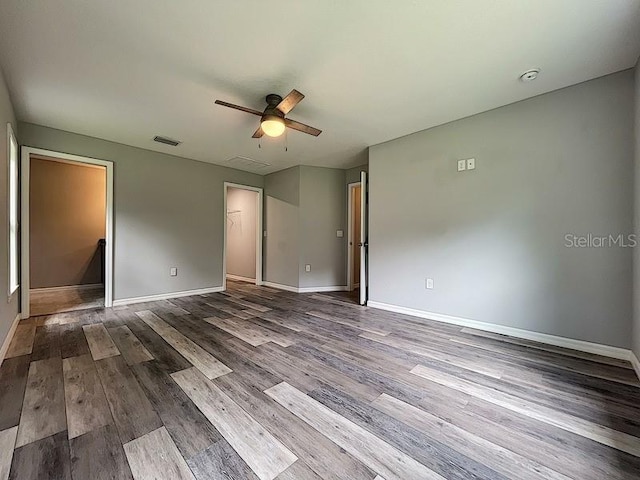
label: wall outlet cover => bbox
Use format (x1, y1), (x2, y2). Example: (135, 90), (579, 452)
(337, 230), (344, 238)
(425, 278), (434, 289)
(467, 158), (476, 170)
(305, 264), (311, 272)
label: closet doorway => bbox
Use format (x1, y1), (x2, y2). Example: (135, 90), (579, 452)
(223, 183), (263, 288)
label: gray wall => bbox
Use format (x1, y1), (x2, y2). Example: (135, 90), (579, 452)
(264, 166), (300, 288)
(299, 166), (347, 288)
(226, 187), (257, 280)
(369, 70), (634, 349)
(264, 165), (347, 289)
(346, 163), (368, 185)
(19, 123), (263, 301)
(0, 70), (19, 353)
(634, 60), (640, 360)
(30, 158), (106, 288)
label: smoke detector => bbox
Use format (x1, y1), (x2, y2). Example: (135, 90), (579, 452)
(519, 69), (540, 82)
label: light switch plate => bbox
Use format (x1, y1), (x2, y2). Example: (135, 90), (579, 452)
(170, 267), (178, 277)
(425, 278), (434, 289)
(457, 159), (466, 172)
(305, 264), (311, 272)
(337, 230), (344, 238)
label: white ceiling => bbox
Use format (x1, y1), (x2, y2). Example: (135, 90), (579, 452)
(1, 1), (639, 174)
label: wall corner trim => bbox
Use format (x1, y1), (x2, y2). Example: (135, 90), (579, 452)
(631, 352), (640, 382)
(112, 286), (224, 307)
(263, 281), (348, 294)
(367, 300), (635, 362)
(0, 313), (22, 366)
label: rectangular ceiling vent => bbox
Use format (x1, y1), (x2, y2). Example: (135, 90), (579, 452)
(226, 156), (271, 172)
(153, 135), (181, 147)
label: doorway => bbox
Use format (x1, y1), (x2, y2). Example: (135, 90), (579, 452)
(347, 182), (362, 292)
(21, 148), (114, 318)
(223, 183), (263, 288)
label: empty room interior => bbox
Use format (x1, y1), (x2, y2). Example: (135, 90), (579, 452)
(1, 1), (640, 479)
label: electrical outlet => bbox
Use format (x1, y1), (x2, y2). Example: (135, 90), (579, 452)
(263, 231), (268, 237)
(467, 158), (476, 170)
(425, 278), (434, 289)
(170, 267), (178, 277)
(457, 159), (466, 172)
(337, 230), (344, 238)
(305, 264), (311, 272)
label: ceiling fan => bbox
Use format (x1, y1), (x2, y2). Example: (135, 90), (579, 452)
(215, 89), (322, 138)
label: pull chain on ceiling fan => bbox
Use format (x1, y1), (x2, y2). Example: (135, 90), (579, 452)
(215, 89), (322, 138)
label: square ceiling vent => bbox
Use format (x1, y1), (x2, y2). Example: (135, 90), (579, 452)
(225, 156), (271, 174)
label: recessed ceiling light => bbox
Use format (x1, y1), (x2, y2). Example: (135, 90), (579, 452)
(520, 69), (540, 82)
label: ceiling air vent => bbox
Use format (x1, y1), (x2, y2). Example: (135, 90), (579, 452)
(153, 135), (181, 146)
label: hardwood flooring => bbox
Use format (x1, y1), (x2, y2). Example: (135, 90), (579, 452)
(30, 285), (104, 317)
(1, 279), (639, 479)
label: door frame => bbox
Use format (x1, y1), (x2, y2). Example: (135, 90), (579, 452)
(346, 181), (361, 292)
(223, 182), (263, 290)
(20, 147), (115, 319)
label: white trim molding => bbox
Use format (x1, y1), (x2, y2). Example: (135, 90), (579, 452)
(112, 286), (224, 307)
(226, 274), (256, 283)
(631, 352), (640, 381)
(368, 300), (635, 362)
(262, 282), (299, 293)
(299, 285), (349, 293)
(30, 283), (103, 294)
(0, 313), (21, 366)
(263, 281), (348, 294)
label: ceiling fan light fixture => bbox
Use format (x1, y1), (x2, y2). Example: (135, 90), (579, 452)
(261, 115), (285, 137)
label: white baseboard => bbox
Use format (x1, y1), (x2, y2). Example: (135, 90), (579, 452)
(0, 313), (21, 366)
(299, 285), (349, 293)
(31, 283), (104, 293)
(226, 274), (256, 283)
(631, 352), (640, 381)
(262, 281), (300, 293)
(368, 300), (634, 362)
(113, 286), (224, 307)
(263, 281), (348, 294)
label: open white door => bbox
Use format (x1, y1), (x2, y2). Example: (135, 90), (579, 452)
(359, 171), (368, 305)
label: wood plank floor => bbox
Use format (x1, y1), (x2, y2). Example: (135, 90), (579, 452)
(30, 285), (104, 317)
(1, 279), (640, 479)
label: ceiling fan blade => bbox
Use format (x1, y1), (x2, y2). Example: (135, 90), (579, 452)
(252, 126), (264, 138)
(285, 118), (322, 137)
(214, 100), (263, 116)
(276, 89), (305, 114)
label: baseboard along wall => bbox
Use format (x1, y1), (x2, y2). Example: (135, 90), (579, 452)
(0, 313), (21, 366)
(263, 281), (349, 294)
(368, 300), (636, 364)
(113, 286), (224, 307)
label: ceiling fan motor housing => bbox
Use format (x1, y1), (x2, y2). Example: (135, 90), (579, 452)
(265, 94), (283, 107)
